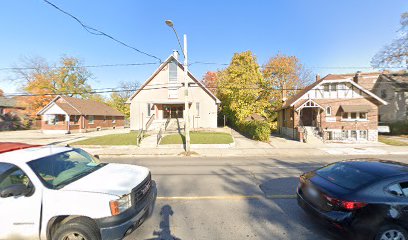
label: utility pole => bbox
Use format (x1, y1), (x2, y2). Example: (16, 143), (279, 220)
(165, 20), (190, 153)
(183, 34), (191, 152)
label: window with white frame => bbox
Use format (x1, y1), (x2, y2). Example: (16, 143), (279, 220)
(88, 115), (94, 124)
(196, 102), (200, 116)
(359, 130), (367, 140)
(330, 84), (337, 91)
(326, 106), (332, 116)
(342, 112), (368, 121)
(359, 112), (367, 119)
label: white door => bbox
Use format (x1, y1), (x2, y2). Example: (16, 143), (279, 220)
(0, 163), (42, 240)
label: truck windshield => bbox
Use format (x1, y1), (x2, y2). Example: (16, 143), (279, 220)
(27, 148), (106, 189)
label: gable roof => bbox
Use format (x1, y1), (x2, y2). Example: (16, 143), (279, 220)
(127, 55), (221, 104)
(37, 96), (125, 116)
(379, 72), (408, 89)
(281, 74), (387, 109)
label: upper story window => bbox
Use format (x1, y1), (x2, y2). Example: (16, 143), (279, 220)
(381, 89), (387, 99)
(169, 60), (177, 83)
(323, 84), (338, 92)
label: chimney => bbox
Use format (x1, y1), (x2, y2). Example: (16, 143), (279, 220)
(353, 71), (362, 84)
(172, 50), (179, 61)
(316, 74), (321, 82)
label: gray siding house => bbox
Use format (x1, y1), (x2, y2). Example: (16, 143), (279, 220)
(372, 72), (408, 123)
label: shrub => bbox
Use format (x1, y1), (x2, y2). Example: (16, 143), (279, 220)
(389, 121), (408, 135)
(236, 120), (271, 142)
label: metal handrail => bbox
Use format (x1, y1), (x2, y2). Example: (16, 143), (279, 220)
(136, 129), (144, 147)
(157, 128), (163, 146)
(146, 114), (155, 131)
(164, 116), (171, 130)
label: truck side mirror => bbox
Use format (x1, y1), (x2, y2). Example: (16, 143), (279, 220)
(0, 184), (31, 198)
(93, 155), (100, 160)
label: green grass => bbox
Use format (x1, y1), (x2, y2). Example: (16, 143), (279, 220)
(72, 132), (141, 145)
(378, 135), (408, 146)
(160, 132), (233, 145)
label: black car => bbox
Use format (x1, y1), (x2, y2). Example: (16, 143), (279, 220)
(297, 159), (408, 240)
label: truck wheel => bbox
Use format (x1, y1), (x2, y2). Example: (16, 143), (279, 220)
(52, 218), (100, 240)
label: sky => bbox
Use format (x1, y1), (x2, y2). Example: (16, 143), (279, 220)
(0, 0), (407, 95)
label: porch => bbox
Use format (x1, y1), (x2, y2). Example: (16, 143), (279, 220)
(144, 102), (190, 132)
(41, 114), (82, 133)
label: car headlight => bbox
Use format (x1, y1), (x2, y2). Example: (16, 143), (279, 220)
(110, 194), (131, 216)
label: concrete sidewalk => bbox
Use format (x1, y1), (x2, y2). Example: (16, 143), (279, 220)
(74, 128), (408, 157)
(0, 128), (130, 145)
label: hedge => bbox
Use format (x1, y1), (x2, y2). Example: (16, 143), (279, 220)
(236, 120), (271, 142)
(389, 121), (408, 135)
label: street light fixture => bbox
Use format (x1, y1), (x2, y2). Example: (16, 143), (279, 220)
(165, 20), (191, 153)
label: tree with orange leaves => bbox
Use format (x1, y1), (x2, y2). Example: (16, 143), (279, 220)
(13, 56), (93, 118)
(202, 71), (218, 94)
(261, 54), (311, 109)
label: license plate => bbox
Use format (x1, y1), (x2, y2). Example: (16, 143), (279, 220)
(307, 186), (318, 198)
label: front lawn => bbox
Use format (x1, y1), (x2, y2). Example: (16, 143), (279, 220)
(378, 135), (408, 146)
(160, 132), (233, 145)
(72, 132), (140, 145)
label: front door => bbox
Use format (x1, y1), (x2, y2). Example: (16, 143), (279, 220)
(301, 108), (315, 126)
(164, 105), (184, 119)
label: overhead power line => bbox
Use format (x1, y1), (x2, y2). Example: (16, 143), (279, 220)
(189, 61), (406, 69)
(4, 83), (408, 98)
(0, 62), (159, 72)
(42, 0), (162, 63)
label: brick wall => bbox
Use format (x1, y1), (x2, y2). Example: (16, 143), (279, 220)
(82, 115), (125, 131)
(310, 98), (378, 131)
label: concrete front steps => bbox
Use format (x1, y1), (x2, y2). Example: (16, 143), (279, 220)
(304, 126), (323, 144)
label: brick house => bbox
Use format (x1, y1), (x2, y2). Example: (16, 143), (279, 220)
(277, 73), (387, 142)
(37, 96), (125, 134)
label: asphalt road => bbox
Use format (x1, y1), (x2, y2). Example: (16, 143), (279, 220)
(101, 155), (408, 240)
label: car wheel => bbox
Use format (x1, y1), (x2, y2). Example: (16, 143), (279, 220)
(52, 218), (100, 240)
(375, 224), (408, 240)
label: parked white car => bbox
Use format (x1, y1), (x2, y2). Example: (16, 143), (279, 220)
(0, 143), (156, 240)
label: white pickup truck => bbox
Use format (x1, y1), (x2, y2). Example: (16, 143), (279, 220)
(0, 142), (156, 240)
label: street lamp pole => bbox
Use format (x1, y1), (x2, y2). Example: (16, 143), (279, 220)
(165, 20), (191, 152)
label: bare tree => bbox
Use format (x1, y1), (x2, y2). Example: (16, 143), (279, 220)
(372, 12), (408, 69)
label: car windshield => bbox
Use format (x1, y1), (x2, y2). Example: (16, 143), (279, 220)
(316, 162), (377, 190)
(27, 148), (105, 189)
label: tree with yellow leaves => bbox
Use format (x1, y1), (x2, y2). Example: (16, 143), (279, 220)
(217, 51), (270, 123)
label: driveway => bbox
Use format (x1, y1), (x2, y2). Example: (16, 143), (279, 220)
(0, 128), (130, 145)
